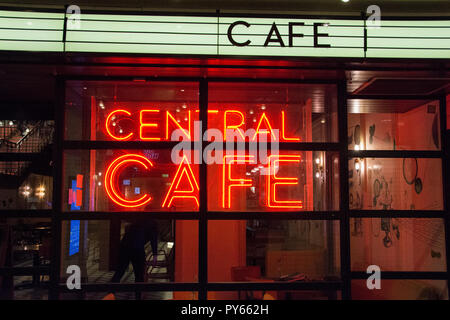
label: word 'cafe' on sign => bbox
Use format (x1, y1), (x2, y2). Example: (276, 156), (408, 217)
(103, 107), (304, 211)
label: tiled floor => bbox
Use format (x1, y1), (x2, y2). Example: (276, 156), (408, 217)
(11, 241), (172, 300)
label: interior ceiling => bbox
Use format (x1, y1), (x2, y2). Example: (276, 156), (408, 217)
(351, 78), (450, 95)
(0, 0), (449, 16)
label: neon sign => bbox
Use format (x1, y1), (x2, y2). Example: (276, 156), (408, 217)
(104, 154), (154, 208)
(104, 108), (300, 142)
(103, 107), (304, 210)
(104, 152), (302, 210)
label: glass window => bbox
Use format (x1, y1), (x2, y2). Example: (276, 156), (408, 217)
(60, 219), (198, 284)
(348, 158), (443, 210)
(60, 291), (197, 300)
(208, 151), (340, 212)
(348, 100), (440, 151)
(350, 218), (446, 272)
(65, 81), (199, 141)
(0, 218), (51, 268)
(208, 83), (338, 142)
(0, 120), (54, 153)
(0, 218), (51, 300)
(63, 150), (199, 212)
(208, 220), (340, 282)
(0, 168), (53, 210)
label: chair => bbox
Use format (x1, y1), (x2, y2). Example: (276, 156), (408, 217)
(38, 235), (51, 285)
(231, 266), (275, 300)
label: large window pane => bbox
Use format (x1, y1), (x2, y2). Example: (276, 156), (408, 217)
(348, 158), (443, 210)
(60, 219), (198, 284)
(0, 168), (52, 210)
(350, 218), (446, 272)
(208, 151), (339, 212)
(348, 99), (440, 151)
(0, 218), (51, 300)
(63, 150), (199, 212)
(208, 83), (338, 142)
(208, 220), (340, 282)
(65, 81), (199, 141)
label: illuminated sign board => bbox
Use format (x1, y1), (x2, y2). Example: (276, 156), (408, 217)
(0, 10), (449, 59)
(102, 107), (304, 210)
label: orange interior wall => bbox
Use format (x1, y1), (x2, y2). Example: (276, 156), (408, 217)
(207, 220), (246, 300)
(174, 220), (198, 300)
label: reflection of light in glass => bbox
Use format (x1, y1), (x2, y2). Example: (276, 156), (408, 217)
(315, 158), (320, 164)
(98, 172), (102, 176)
(99, 100), (105, 109)
(167, 242), (174, 249)
(176, 108), (180, 113)
(9, 121), (14, 126)
(355, 144), (360, 151)
(246, 172), (251, 176)
(249, 110), (254, 115)
(98, 182), (102, 186)
(251, 187), (256, 193)
(355, 162), (360, 171)
(315, 172), (320, 178)
(261, 104), (266, 110)
(321, 119), (326, 124)
(182, 104), (187, 109)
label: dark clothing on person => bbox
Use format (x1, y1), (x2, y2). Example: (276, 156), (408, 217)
(111, 220), (158, 283)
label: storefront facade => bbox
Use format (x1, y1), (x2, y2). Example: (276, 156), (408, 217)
(0, 3), (449, 300)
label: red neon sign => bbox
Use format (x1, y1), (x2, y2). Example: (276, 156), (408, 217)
(104, 154), (153, 208)
(105, 109), (133, 141)
(162, 155), (199, 208)
(222, 155), (255, 209)
(267, 155), (303, 209)
(104, 108), (300, 142)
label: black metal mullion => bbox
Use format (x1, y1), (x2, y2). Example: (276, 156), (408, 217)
(62, 140), (188, 150)
(207, 281), (342, 291)
(59, 212), (199, 220)
(57, 282), (200, 293)
(351, 271), (448, 280)
(439, 93), (450, 298)
(338, 79), (351, 300)
(49, 76), (65, 300)
(198, 79), (208, 300)
(350, 210), (445, 218)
